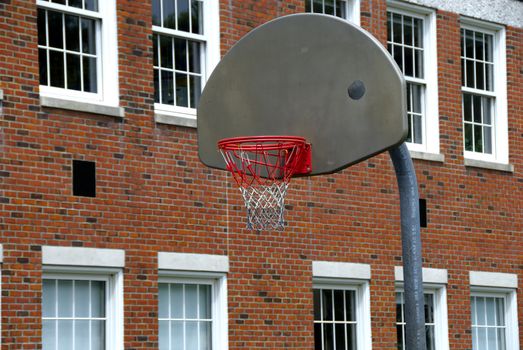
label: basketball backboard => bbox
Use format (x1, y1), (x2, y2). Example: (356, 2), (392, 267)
(197, 14), (407, 176)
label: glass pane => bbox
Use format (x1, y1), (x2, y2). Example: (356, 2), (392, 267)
(393, 45), (403, 72)
(476, 62), (484, 90)
(85, 0), (98, 11)
(414, 18), (423, 47)
(414, 49), (423, 78)
(387, 13), (392, 42)
(81, 18), (96, 54)
(323, 323), (334, 350)
(345, 290), (356, 322)
(485, 34), (493, 62)
(497, 328), (506, 349)
(198, 284), (211, 319)
(161, 70), (174, 105)
(324, 0), (334, 16)
(476, 297), (486, 325)
(57, 320), (73, 350)
(153, 34), (159, 66)
(496, 298), (505, 326)
(463, 93), (472, 122)
(191, 0), (203, 34)
(487, 327), (498, 349)
(485, 63), (494, 91)
(466, 60), (475, 88)
(188, 41), (201, 73)
(153, 0), (161, 26)
(66, 53), (81, 91)
(74, 280), (90, 317)
(482, 96), (492, 125)
(186, 321), (198, 350)
(347, 324), (357, 350)
(477, 328), (487, 350)
(163, 0), (176, 29)
(424, 294), (434, 323)
(69, 0), (82, 9)
(333, 290), (344, 321)
(397, 324), (405, 350)
(313, 290), (321, 320)
(43, 279), (56, 317)
(314, 323), (322, 350)
(171, 284), (184, 318)
(305, 0), (311, 12)
(396, 292), (403, 322)
(176, 73), (189, 107)
(425, 325), (435, 350)
(335, 323), (346, 349)
(83, 56), (97, 93)
(407, 114), (413, 143)
(189, 75), (201, 108)
(313, 0), (322, 13)
(403, 17), (413, 46)
(185, 284), (198, 319)
(177, 0), (190, 32)
(413, 114), (422, 144)
(91, 280), (105, 318)
(335, 1), (346, 19)
(154, 69), (160, 103)
(473, 95), (482, 123)
(65, 15), (80, 52)
(172, 321), (184, 350)
(175, 38), (188, 71)
(74, 320), (89, 350)
(52, 0), (66, 4)
(199, 321), (212, 350)
(464, 123), (473, 151)
(460, 28), (464, 57)
(472, 327), (478, 350)
(58, 280), (73, 317)
(486, 298), (496, 325)
(465, 30), (474, 58)
(43, 320), (56, 350)
(471, 297), (477, 325)
(461, 58), (465, 86)
(411, 84), (422, 114)
(160, 35), (173, 69)
(322, 289), (333, 321)
(159, 320), (169, 350)
(38, 9), (47, 46)
(392, 14), (402, 44)
(159, 283), (169, 318)
(475, 32), (484, 61)
(404, 47), (414, 77)
(474, 125), (483, 153)
(91, 320), (105, 350)
(48, 11), (64, 49)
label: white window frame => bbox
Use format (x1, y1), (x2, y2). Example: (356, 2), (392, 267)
(42, 266), (124, 350)
(387, 0), (440, 157)
(460, 17), (508, 165)
(153, 0), (220, 126)
(37, 0), (119, 108)
(304, 0), (360, 25)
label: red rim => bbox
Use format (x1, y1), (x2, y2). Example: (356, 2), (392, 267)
(218, 135), (307, 151)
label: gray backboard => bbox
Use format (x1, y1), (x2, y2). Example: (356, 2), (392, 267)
(198, 14), (407, 176)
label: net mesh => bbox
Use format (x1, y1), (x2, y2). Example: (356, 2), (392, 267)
(218, 136), (310, 230)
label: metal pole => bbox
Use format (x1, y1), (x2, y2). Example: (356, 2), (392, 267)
(389, 143), (426, 350)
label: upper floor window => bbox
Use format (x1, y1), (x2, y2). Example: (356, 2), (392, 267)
(37, 0), (119, 105)
(387, 2), (439, 155)
(304, 0), (360, 25)
(461, 19), (508, 164)
(152, 0), (220, 123)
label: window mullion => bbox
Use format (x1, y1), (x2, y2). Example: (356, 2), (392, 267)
(175, 0), (179, 29)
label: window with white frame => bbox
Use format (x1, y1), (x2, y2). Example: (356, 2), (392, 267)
(396, 290), (437, 350)
(42, 270), (122, 350)
(304, 0), (360, 24)
(152, 0), (219, 121)
(313, 280), (370, 350)
(470, 290), (518, 350)
(387, 2), (439, 154)
(37, 0), (118, 105)
(461, 20), (508, 164)
(158, 274), (226, 350)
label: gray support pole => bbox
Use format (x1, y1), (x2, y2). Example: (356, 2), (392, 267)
(389, 143), (426, 350)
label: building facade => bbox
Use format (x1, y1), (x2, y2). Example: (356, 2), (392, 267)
(0, 0), (522, 349)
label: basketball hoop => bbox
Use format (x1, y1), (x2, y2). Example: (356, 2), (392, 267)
(218, 136), (311, 230)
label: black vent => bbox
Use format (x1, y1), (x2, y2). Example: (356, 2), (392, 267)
(419, 198), (427, 228)
(73, 160), (96, 197)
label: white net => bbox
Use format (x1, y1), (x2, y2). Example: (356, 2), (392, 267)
(238, 182), (289, 230)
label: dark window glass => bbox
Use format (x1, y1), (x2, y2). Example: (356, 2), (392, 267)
(160, 35), (173, 68)
(65, 14), (80, 52)
(39, 49), (48, 85)
(66, 53), (81, 90)
(191, 0), (203, 34)
(81, 18), (96, 54)
(154, 69), (160, 103)
(85, 0), (98, 12)
(48, 11), (64, 49)
(163, 0), (176, 29)
(83, 56), (97, 92)
(161, 70), (174, 105)
(174, 38), (187, 71)
(152, 0), (161, 26)
(38, 9), (47, 46)
(177, 0), (190, 32)
(176, 73), (188, 107)
(49, 50), (65, 87)
(189, 75), (201, 108)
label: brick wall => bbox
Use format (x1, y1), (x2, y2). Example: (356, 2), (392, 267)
(0, 0), (521, 348)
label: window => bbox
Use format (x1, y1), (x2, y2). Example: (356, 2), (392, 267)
(152, 0), (220, 123)
(158, 275), (227, 350)
(304, 0), (360, 24)
(396, 291), (436, 350)
(42, 270), (123, 350)
(387, 2), (439, 155)
(37, 0), (118, 105)
(461, 19), (508, 164)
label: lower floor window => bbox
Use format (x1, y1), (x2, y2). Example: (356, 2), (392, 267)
(396, 291), (436, 350)
(471, 295), (506, 350)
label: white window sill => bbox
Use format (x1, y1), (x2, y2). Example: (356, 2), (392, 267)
(40, 96), (125, 118)
(409, 150), (445, 163)
(155, 111), (197, 128)
(464, 158), (514, 173)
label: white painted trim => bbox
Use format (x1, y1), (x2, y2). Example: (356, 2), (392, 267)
(409, 150), (445, 162)
(158, 252), (229, 273)
(464, 158), (514, 172)
(349, 0), (361, 26)
(469, 271), (517, 288)
(40, 96), (124, 118)
(312, 261), (371, 280)
(42, 246), (125, 268)
(394, 266), (448, 284)
(0, 244), (3, 263)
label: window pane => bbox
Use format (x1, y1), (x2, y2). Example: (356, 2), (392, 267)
(172, 321), (184, 350)
(496, 298), (505, 326)
(177, 0), (190, 32)
(58, 280), (73, 317)
(65, 14), (80, 52)
(425, 325), (435, 350)
(410, 83), (422, 114)
(392, 14), (402, 44)
(170, 283), (184, 318)
(57, 320), (73, 350)
(176, 73), (189, 107)
(199, 321), (212, 350)
(323, 323), (334, 349)
(175, 38), (188, 71)
(413, 18), (423, 47)
(186, 321), (198, 350)
(485, 298), (496, 325)
(322, 289), (333, 321)
(477, 328), (487, 350)
(159, 320), (169, 350)
(188, 41), (201, 73)
(43, 320), (56, 350)
(487, 327), (498, 349)
(475, 32), (484, 61)
(397, 324), (405, 350)
(43, 279), (56, 317)
(485, 63), (494, 91)
(404, 47), (414, 77)
(159, 283), (169, 318)
(153, 0), (162, 26)
(69, 0), (82, 9)
(347, 324), (357, 350)
(185, 284), (198, 319)
(464, 123), (473, 151)
(74, 280), (90, 317)
(414, 49), (423, 78)
(38, 9), (47, 46)
(465, 30), (474, 58)
(403, 17), (413, 46)
(393, 45), (403, 72)
(313, 290), (321, 320)
(160, 35), (173, 69)
(83, 56), (97, 93)
(313, 0), (322, 13)
(74, 320), (90, 350)
(474, 125), (483, 152)
(473, 95), (482, 123)
(463, 93), (472, 121)
(335, 323), (346, 349)
(48, 11), (64, 49)
(163, 0), (176, 29)
(424, 294), (434, 323)
(85, 0), (98, 12)
(485, 34), (493, 62)
(334, 289), (344, 321)
(91, 281), (105, 318)
(465, 60), (475, 88)
(472, 327), (478, 350)
(191, 0), (203, 34)
(190, 75), (201, 109)
(345, 290), (356, 322)
(66, 53), (81, 91)
(396, 292), (403, 322)
(81, 18), (96, 54)
(199, 284), (211, 319)
(335, 1), (346, 19)
(314, 323), (322, 350)
(91, 320), (105, 350)
(476, 297), (486, 325)
(161, 70), (174, 105)
(497, 328), (506, 349)
(413, 114), (422, 144)
(154, 69), (160, 103)
(324, 0), (334, 16)
(476, 62), (484, 90)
